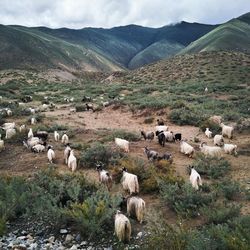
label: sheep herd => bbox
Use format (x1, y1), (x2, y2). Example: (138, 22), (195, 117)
(0, 102), (238, 244)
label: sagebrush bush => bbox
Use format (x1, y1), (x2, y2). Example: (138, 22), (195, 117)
(75, 105), (86, 112)
(144, 117), (154, 124)
(216, 179), (242, 200)
(193, 154), (230, 179)
(199, 119), (221, 135)
(101, 129), (140, 142)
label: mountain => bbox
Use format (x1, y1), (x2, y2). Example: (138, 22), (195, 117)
(0, 21), (216, 71)
(180, 12), (250, 54)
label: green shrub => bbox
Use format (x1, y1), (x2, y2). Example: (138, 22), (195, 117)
(101, 129), (140, 142)
(0, 217), (6, 236)
(193, 154), (230, 179)
(33, 124), (68, 133)
(199, 119), (221, 135)
(65, 189), (121, 239)
(75, 105), (86, 112)
(79, 142), (123, 168)
(144, 117), (154, 124)
(160, 182), (214, 218)
(216, 179), (242, 200)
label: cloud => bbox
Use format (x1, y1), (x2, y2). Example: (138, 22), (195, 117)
(0, 0), (249, 28)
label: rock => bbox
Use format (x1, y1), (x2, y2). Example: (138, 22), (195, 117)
(8, 242), (14, 248)
(70, 245), (78, 250)
(75, 234), (81, 242)
(29, 243), (38, 250)
(48, 236), (55, 243)
(65, 234), (74, 243)
(17, 236), (27, 240)
(60, 229), (68, 234)
(80, 241), (87, 246)
(26, 235), (33, 241)
(136, 232), (143, 239)
(12, 245), (27, 250)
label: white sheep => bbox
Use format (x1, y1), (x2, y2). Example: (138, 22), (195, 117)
(23, 137), (42, 148)
(114, 211), (131, 243)
(47, 146), (55, 163)
(121, 168), (139, 195)
(213, 134), (224, 146)
(5, 128), (16, 139)
(190, 167), (202, 190)
(163, 131), (175, 142)
(31, 117), (37, 125)
(155, 125), (168, 133)
(205, 128), (212, 138)
(28, 128), (33, 139)
(54, 131), (60, 141)
(205, 87), (208, 93)
(0, 134), (4, 151)
(223, 143), (237, 156)
(69, 108), (76, 113)
(127, 196), (145, 224)
(68, 150), (77, 172)
(28, 108), (36, 114)
(96, 163), (112, 191)
(1, 122), (15, 130)
(61, 133), (69, 145)
(200, 142), (222, 158)
(180, 141), (194, 157)
(220, 123), (234, 139)
(64, 144), (71, 164)
(19, 124), (26, 132)
(115, 138), (129, 153)
(31, 144), (46, 153)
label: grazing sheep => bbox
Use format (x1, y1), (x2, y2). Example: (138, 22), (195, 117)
(82, 96), (92, 102)
(54, 131), (60, 142)
(69, 108), (76, 113)
(223, 143), (237, 156)
(61, 133), (69, 145)
(156, 131), (166, 147)
(23, 137), (44, 148)
(30, 117), (37, 125)
(115, 138), (129, 153)
(155, 125), (168, 134)
(144, 146), (158, 161)
(205, 87), (208, 93)
(102, 101), (110, 107)
(1, 122), (15, 130)
(127, 196), (145, 224)
(141, 131), (154, 141)
(164, 131), (175, 142)
(96, 163), (112, 191)
(85, 103), (94, 111)
(64, 144), (71, 164)
(28, 128), (33, 139)
(174, 133), (182, 141)
(180, 140), (194, 157)
(200, 142), (222, 158)
(205, 128), (212, 138)
(28, 108), (36, 115)
(190, 167), (202, 190)
(157, 118), (165, 125)
(68, 150), (77, 172)
(220, 123), (234, 139)
(115, 211), (131, 243)
(31, 144), (46, 153)
(0, 134), (4, 151)
(214, 134), (224, 146)
(122, 167), (139, 195)
(19, 124), (26, 132)
(47, 146), (55, 163)
(157, 153), (173, 163)
(5, 128), (16, 139)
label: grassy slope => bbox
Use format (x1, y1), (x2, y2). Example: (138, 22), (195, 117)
(180, 12), (250, 54)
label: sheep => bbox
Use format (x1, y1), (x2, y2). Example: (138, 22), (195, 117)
(157, 118), (165, 125)
(85, 103), (95, 111)
(155, 125), (168, 134)
(31, 117), (37, 125)
(102, 101), (110, 107)
(121, 167), (139, 195)
(205, 128), (212, 138)
(31, 144), (46, 153)
(19, 124), (26, 132)
(164, 131), (175, 142)
(223, 143), (237, 156)
(143, 146), (158, 161)
(127, 196), (145, 224)
(115, 138), (129, 153)
(68, 150), (77, 172)
(23, 137), (44, 148)
(157, 153), (173, 163)
(6, 109), (12, 116)
(220, 123), (234, 139)
(174, 133), (182, 141)
(141, 131), (154, 141)
(64, 144), (71, 164)
(209, 115), (222, 125)
(190, 167), (202, 190)
(34, 131), (48, 141)
(1, 122), (15, 130)
(82, 96), (92, 102)
(28, 128), (33, 139)
(205, 87), (208, 93)
(21, 95), (32, 103)
(47, 146), (55, 163)
(5, 128), (16, 139)
(200, 142), (222, 158)
(114, 211), (131, 243)
(96, 163), (112, 191)
(61, 133), (69, 145)
(54, 131), (60, 142)
(28, 108), (36, 115)
(0, 134), (4, 151)
(180, 140), (194, 157)
(156, 131), (166, 147)
(69, 108), (76, 113)
(214, 134), (224, 146)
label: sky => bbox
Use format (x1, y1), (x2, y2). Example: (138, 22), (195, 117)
(0, 0), (250, 29)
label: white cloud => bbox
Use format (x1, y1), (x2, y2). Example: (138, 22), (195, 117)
(0, 0), (249, 28)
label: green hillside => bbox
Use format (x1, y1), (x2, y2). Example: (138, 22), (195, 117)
(181, 12), (250, 54)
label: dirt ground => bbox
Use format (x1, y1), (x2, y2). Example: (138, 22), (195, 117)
(0, 104), (250, 225)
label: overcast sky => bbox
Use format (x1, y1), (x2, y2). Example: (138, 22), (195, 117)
(0, 0), (249, 29)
